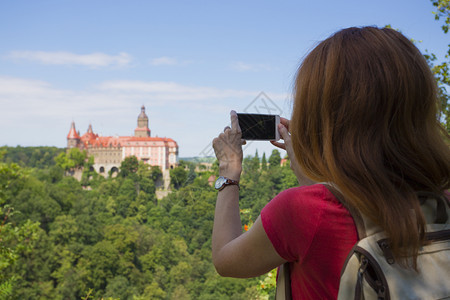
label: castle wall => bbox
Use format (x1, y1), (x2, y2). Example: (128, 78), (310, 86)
(67, 106), (179, 184)
(89, 146), (122, 165)
(92, 163), (120, 176)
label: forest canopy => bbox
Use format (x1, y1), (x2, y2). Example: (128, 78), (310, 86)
(1, 146), (295, 299)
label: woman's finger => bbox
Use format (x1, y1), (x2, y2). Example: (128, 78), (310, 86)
(277, 123), (296, 160)
(280, 117), (290, 131)
(270, 140), (286, 150)
(230, 110), (241, 132)
(277, 123), (291, 142)
(271, 123), (291, 150)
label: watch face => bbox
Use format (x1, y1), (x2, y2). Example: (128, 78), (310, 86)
(215, 176), (226, 189)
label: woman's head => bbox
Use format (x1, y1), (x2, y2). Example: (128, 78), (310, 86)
(290, 26), (450, 267)
(291, 26), (447, 189)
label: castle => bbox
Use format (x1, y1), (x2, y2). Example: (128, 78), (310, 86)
(67, 106), (179, 183)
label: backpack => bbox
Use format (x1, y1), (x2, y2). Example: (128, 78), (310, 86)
(330, 186), (450, 300)
(275, 185), (450, 300)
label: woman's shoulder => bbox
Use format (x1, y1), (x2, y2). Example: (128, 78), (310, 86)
(264, 184), (341, 217)
(261, 184), (353, 263)
(276, 183), (338, 204)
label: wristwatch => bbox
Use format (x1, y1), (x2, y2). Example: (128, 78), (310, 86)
(214, 176), (240, 191)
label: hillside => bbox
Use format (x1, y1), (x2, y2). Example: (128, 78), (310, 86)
(0, 147), (297, 299)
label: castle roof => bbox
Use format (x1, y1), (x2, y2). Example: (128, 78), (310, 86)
(138, 105), (148, 119)
(67, 121), (80, 139)
(81, 124), (98, 142)
(67, 106), (178, 149)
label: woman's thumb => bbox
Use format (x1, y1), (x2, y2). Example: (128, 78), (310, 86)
(278, 124), (290, 140)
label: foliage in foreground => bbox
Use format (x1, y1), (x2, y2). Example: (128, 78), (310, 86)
(1, 147), (296, 299)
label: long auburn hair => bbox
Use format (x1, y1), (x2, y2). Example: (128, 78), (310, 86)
(290, 26), (450, 268)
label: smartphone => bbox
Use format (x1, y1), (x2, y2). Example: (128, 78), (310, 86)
(237, 113), (280, 141)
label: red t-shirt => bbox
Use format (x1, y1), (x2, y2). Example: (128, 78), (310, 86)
(261, 184), (358, 299)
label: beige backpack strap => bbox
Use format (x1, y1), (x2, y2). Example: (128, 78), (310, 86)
(275, 263), (292, 300)
(417, 191), (449, 224)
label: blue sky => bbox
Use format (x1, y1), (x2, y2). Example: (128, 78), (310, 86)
(0, 0), (448, 158)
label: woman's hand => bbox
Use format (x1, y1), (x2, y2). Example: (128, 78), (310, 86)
(212, 110), (245, 180)
(211, 112), (287, 278)
(271, 117), (316, 186)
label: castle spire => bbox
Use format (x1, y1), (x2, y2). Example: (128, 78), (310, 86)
(67, 121), (80, 148)
(82, 123), (97, 142)
(67, 121), (80, 139)
(139, 105), (146, 117)
(135, 105), (151, 137)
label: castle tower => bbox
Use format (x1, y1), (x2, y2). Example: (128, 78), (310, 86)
(134, 105), (151, 137)
(83, 124), (97, 140)
(67, 121), (81, 148)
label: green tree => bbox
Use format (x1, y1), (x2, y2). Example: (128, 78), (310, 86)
(280, 162), (298, 190)
(0, 210), (39, 298)
(1, 146), (64, 168)
(150, 166), (163, 183)
(11, 176), (62, 231)
(241, 153), (260, 184)
(116, 178), (138, 217)
(104, 276), (132, 300)
(119, 156), (139, 178)
(428, 0), (450, 133)
(2, 147), (275, 299)
(268, 149), (281, 168)
(261, 153), (267, 171)
(170, 166), (188, 189)
(9, 227), (57, 299)
(80, 240), (121, 296)
(68, 148), (87, 167)
(134, 282), (166, 300)
(80, 155), (97, 186)
(432, 0), (450, 32)
(252, 150), (260, 171)
(55, 148), (87, 171)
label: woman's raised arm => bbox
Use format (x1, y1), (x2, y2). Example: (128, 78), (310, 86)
(211, 111), (286, 277)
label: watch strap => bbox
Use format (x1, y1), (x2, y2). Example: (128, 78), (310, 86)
(218, 177), (240, 191)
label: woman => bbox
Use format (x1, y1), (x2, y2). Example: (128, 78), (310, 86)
(211, 26), (450, 299)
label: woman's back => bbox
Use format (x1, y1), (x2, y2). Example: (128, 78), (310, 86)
(290, 27), (450, 267)
(261, 184), (357, 299)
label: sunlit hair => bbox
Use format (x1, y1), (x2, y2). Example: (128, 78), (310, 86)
(290, 26), (450, 268)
